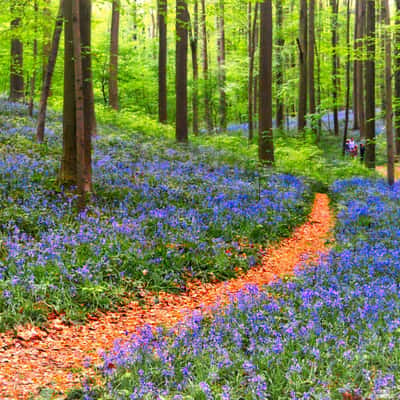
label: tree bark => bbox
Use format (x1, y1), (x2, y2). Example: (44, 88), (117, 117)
(72, 0), (90, 206)
(331, 0), (339, 137)
(80, 0), (97, 137)
(61, 0), (77, 185)
(365, 0), (376, 169)
(298, 0), (307, 132)
(308, 0), (316, 132)
(343, 0), (351, 156)
(259, 0), (274, 165)
(395, 0), (400, 155)
(383, 0), (394, 185)
(109, 0), (120, 110)
(176, 0), (189, 142)
(248, 3), (258, 140)
(200, 0), (213, 132)
(276, 0), (284, 129)
(216, 0), (226, 130)
(10, 2), (24, 102)
(189, 0), (199, 135)
(29, 0), (39, 117)
(37, 0), (64, 143)
(158, 0), (168, 123)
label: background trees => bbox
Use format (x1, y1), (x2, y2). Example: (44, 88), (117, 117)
(1, 0), (400, 173)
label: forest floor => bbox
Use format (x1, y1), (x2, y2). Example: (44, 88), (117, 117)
(0, 193), (334, 399)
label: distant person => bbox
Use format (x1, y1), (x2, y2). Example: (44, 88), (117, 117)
(348, 137), (355, 153)
(360, 143), (365, 162)
(345, 139), (350, 155)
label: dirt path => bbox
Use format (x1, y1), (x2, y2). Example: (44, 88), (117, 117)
(0, 193), (334, 399)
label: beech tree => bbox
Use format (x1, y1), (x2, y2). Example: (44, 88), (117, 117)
(61, 0), (94, 205)
(365, 0), (376, 169)
(276, 1), (284, 129)
(383, 0), (394, 185)
(176, 0), (189, 142)
(10, 1), (24, 102)
(248, 2), (258, 140)
(297, 0), (307, 132)
(109, 0), (120, 110)
(189, 0), (199, 135)
(37, 0), (64, 143)
(200, 0), (213, 132)
(158, 0), (168, 123)
(216, 0), (226, 130)
(330, 0), (339, 137)
(258, 0), (273, 165)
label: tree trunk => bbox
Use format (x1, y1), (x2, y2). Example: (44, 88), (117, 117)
(10, 3), (24, 102)
(316, 0), (323, 139)
(42, 0), (52, 84)
(308, 0), (316, 132)
(356, 0), (366, 138)
(72, 0), (91, 207)
(80, 0), (97, 137)
(60, 0), (93, 196)
(353, 0), (360, 130)
(176, 0), (189, 142)
(61, 0), (77, 185)
(395, 0), (400, 155)
(298, 0), (307, 132)
(200, 0), (213, 132)
(276, 0), (284, 129)
(365, 0), (376, 169)
(109, 0), (120, 110)
(248, 3), (258, 140)
(259, 0), (273, 165)
(383, 0), (394, 185)
(217, 0), (226, 130)
(29, 0), (39, 117)
(158, 0), (168, 123)
(331, 0), (339, 137)
(37, 0), (64, 143)
(343, 0), (351, 156)
(190, 0), (199, 135)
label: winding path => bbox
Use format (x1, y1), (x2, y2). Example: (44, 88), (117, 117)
(0, 193), (334, 399)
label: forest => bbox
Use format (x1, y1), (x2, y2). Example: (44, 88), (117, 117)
(1, 0), (400, 399)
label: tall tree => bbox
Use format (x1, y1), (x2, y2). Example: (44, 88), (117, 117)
(158, 0), (168, 123)
(365, 0), (376, 169)
(61, 0), (77, 184)
(10, 1), (24, 102)
(258, 0), (273, 165)
(200, 0), (213, 132)
(297, 0), (307, 132)
(176, 0), (189, 142)
(330, 0), (339, 136)
(342, 0), (351, 155)
(28, 0), (39, 117)
(395, 0), (400, 155)
(80, 0), (97, 137)
(72, 0), (91, 205)
(276, 0), (284, 129)
(308, 0), (316, 132)
(383, 0), (394, 185)
(189, 0), (199, 135)
(61, 0), (94, 201)
(216, 0), (227, 130)
(248, 2), (258, 140)
(354, 0), (366, 138)
(109, 0), (120, 110)
(37, 0), (64, 143)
